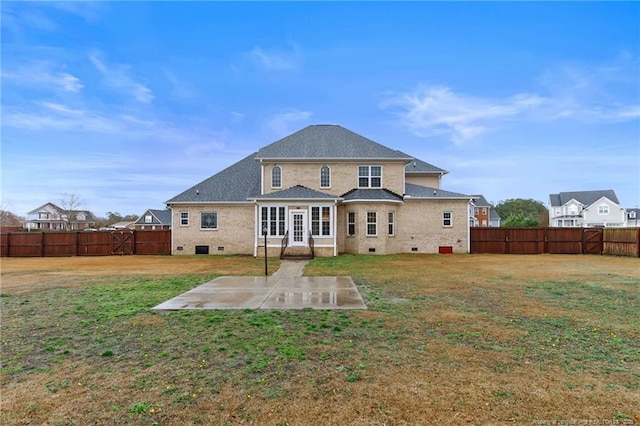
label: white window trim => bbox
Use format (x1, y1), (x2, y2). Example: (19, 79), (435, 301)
(311, 205), (333, 237)
(200, 211), (218, 230)
(180, 211), (189, 227)
(366, 211), (378, 236)
(358, 165), (383, 188)
(260, 205), (287, 237)
(443, 211), (452, 228)
(320, 165), (331, 189)
(598, 204), (609, 215)
(347, 211), (356, 237)
(271, 165), (282, 189)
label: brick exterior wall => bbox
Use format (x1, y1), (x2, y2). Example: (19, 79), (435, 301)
(264, 162), (406, 196)
(405, 175), (441, 189)
(172, 204), (255, 255)
(338, 199), (469, 255)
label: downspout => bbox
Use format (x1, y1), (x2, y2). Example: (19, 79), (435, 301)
(333, 200), (338, 257)
(254, 203), (258, 257)
(170, 206), (174, 254)
(467, 198), (472, 253)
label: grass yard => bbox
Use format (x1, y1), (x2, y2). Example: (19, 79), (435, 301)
(1, 254), (639, 425)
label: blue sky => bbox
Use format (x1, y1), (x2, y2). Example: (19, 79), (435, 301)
(2, 2), (639, 218)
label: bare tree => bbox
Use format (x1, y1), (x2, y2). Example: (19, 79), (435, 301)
(59, 192), (82, 230)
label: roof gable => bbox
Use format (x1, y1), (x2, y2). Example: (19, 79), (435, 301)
(549, 190), (620, 207)
(256, 125), (413, 161)
(135, 209), (171, 225)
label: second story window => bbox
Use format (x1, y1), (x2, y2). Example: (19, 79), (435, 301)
(598, 204), (609, 215)
(320, 166), (331, 188)
(358, 165), (382, 188)
(271, 166), (282, 188)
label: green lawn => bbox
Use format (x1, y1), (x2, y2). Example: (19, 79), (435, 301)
(1, 254), (638, 425)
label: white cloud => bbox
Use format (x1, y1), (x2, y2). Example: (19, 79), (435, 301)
(89, 51), (154, 104)
(382, 85), (545, 144)
(1, 62), (83, 92)
(265, 108), (313, 136)
(246, 44), (301, 71)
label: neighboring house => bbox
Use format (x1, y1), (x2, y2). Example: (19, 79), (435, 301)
(166, 124), (473, 257)
(133, 209), (172, 230)
(25, 203), (97, 230)
(626, 208), (640, 227)
(549, 190), (627, 228)
(470, 195), (501, 227)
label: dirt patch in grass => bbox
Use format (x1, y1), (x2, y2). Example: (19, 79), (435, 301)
(1, 254), (639, 425)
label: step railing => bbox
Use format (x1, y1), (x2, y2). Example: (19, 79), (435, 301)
(308, 231), (315, 259)
(280, 231), (289, 259)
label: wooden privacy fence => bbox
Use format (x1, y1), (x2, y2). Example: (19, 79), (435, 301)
(470, 227), (640, 257)
(0, 230), (171, 257)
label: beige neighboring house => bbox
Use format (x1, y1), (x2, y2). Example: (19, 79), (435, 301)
(25, 203), (97, 231)
(549, 190), (627, 228)
(166, 125), (473, 257)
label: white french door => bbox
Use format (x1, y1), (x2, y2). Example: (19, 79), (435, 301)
(289, 210), (308, 247)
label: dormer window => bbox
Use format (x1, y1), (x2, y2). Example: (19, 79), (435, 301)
(271, 166), (282, 188)
(358, 165), (382, 188)
(320, 166), (331, 188)
(630, 211), (637, 219)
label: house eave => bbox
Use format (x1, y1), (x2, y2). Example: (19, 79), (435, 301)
(165, 201), (254, 205)
(256, 157), (413, 163)
(342, 199), (404, 204)
(248, 197), (343, 202)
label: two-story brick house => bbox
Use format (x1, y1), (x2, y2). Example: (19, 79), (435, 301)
(166, 125), (473, 257)
(470, 195), (501, 227)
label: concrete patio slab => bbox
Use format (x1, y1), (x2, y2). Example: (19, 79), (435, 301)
(151, 260), (367, 311)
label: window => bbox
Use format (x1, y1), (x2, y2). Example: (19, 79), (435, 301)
(358, 165), (382, 188)
(311, 206), (331, 236)
(367, 211), (377, 236)
(482, 207), (487, 215)
(180, 212), (189, 226)
(568, 206), (578, 215)
(261, 206), (286, 236)
(201, 212), (218, 229)
(474, 208), (478, 215)
(271, 166), (282, 188)
(347, 212), (356, 236)
(320, 166), (331, 188)
(443, 212), (452, 227)
(631, 211), (637, 219)
(388, 212), (395, 236)
(145, 214), (152, 223)
(598, 204), (609, 215)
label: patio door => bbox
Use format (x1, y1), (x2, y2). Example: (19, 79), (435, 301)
(289, 210), (308, 247)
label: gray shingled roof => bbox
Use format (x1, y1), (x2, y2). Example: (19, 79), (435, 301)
(27, 202), (97, 222)
(405, 183), (471, 199)
(489, 209), (501, 220)
(471, 195), (491, 207)
(166, 152), (261, 203)
(135, 209), (171, 225)
(341, 188), (404, 202)
(251, 185), (340, 200)
(549, 190), (619, 207)
(256, 125), (414, 160)
(401, 153), (448, 174)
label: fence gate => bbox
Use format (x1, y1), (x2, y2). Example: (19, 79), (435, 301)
(111, 231), (135, 255)
(583, 229), (603, 254)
